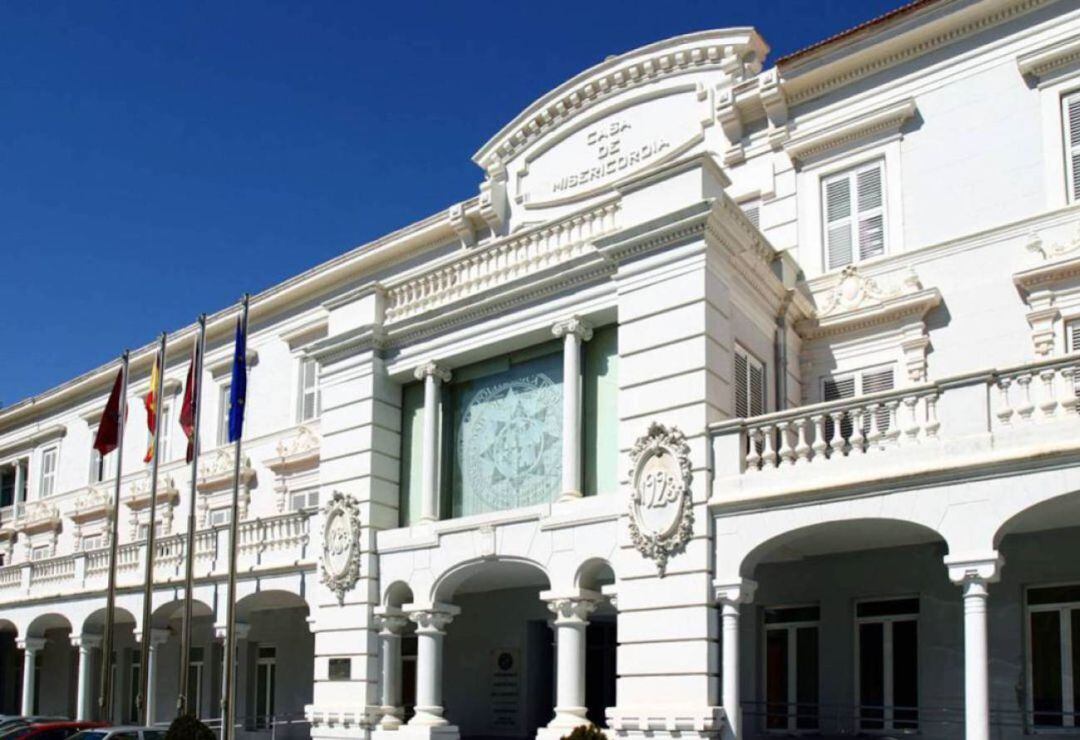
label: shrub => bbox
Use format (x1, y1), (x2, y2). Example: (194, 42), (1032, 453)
(164, 713), (216, 740)
(561, 725), (606, 740)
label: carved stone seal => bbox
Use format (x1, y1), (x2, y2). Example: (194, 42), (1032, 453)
(627, 422), (693, 576)
(320, 491), (361, 605)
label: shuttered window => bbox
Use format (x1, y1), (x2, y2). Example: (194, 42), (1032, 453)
(734, 345), (766, 418)
(740, 200), (761, 230)
(823, 365), (895, 437)
(1065, 92), (1080, 204)
(823, 161), (886, 270)
(1067, 318), (1080, 353)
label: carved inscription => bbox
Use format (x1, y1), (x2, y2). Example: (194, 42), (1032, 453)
(551, 119), (670, 194)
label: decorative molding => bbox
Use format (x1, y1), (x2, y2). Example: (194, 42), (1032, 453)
(627, 422), (694, 577)
(945, 552), (1004, 585)
(280, 318), (329, 351)
(816, 265), (924, 317)
(784, 97), (916, 163)
(1017, 31), (1080, 80)
(69, 488), (113, 525)
(413, 362), (452, 384)
(206, 349), (259, 379)
(265, 426), (321, 475)
(546, 595), (600, 624)
(407, 603), (460, 633)
(196, 448), (255, 523)
(320, 491), (362, 605)
(15, 501), (60, 536)
(552, 317), (593, 343)
(125, 475), (179, 511)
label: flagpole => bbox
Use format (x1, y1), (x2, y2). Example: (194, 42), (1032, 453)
(222, 295), (250, 740)
(99, 350), (130, 723)
(138, 332), (168, 726)
(177, 315), (206, 717)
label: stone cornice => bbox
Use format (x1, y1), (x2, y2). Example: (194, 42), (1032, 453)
(1014, 254), (1080, 293)
(784, 97), (916, 163)
(797, 287), (942, 340)
(264, 426), (320, 477)
(307, 326), (386, 366)
(1017, 30), (1080, 80)
(473, 28), (767, 173)
(206, 349), (259, 379)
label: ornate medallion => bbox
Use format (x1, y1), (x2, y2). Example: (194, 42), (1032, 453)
(320, 491), (361, 605)
(457, 371), (562, 514)
(628, 422), (693, 576)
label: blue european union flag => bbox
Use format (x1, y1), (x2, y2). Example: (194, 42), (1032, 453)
(228, 316), (247, 443)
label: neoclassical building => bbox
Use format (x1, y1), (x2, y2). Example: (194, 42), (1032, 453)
(2, 1), (1080, 739)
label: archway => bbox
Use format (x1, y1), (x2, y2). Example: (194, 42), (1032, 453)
(0, 619), (17, 715)
(25, 613), (76, 718)
(138, 598), (215, 725)
(737, 518), (950, 738)
(81, 606), (138, 722)
(574, 559), (616, 728)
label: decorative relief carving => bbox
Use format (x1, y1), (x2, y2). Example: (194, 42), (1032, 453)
(1026, 226), (1080, 262)
(320, 491), (361, 605)
(627, 422), (693, 576)
(817, 265), (924, 317)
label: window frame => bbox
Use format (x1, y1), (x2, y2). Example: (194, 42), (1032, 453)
(734, 344), (767, 419)
(39, 445), (59, 498)
(255, 645), (277, 729)
(217, 383), (232, 448)
(821, 159), (887, 272)
(854, 596), (920, 733)
(1063, 90), (1080, 205)
(1025, 583), (1080, 730)
(296, 356), (320, 423)
(761, 604), (821, 734)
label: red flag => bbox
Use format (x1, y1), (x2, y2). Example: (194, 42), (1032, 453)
(143, 354), (162, 464)
(180, 340), (199, 463)
(94, 368), (124, 456)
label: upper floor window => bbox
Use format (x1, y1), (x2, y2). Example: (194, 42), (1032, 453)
(739, 199), (761, 230)
(823, 161), (886, 271)
(217, 384), (232, 448)
(1027, 584), (1080, 728)
(734, 345), (765, 418)
(1064, 91), (1080, 204)
(89, 429), (116, 484)
(297, 357), (320, 423)
(39, 446), (59, 498)
(159, 403), (172, 462)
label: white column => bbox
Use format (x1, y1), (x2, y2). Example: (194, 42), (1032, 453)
(138, 629), (170, 725)
(376, 611), (409, 729)
(406, 604), (459, 727)
(414, 363), (452, 523)
(542, 592), (600, 730)
(946, 554), (1003, 740)
(73, 634), (102, 721)
(552, 318), (592, 502)
(18, 637), (45, 716)
(214, 622), (249, 723)
(12, 460), (25, 505)
(714, 580), (756, 740)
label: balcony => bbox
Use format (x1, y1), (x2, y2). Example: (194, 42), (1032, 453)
(709, 353), (1080, 504)
(0, 509), (314, 601)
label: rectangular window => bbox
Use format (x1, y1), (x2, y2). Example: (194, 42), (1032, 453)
(81, 534), (104, 552)
(217, 384), (232, 447)
(1064, 91), (1080, 204)
(39, 446), (58, 497)
(137, 522), (163, 541)
(583, 325), (618, 497)
(822, 365), (895, 440)
(734, 345), (766, 418)
(857, 597), (919, 732)
(209, 508), (231, 527)
(289, 490), (319, 512)
(328, 658), (351, 681)
(88, 427), (116, 484)
(159, 403), (172, 462)
(297, 357), (320, 423)
(188, 647), (204, 718)
(255, 646), (277, 729)
(763, 605), (820, 732)
(0, 468), (14, 509)
(31, 545), (51, 561)
(129, 651), (141, 724)
(1028, 584), (1080, 727)
(740, 200), (761, 230)
(823, 161), (886, 270)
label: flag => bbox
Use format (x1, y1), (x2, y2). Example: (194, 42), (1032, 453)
(94, 368), (124, 456)
(180, 340), (200, 463)
(143, 353), (162, 463)
(227, 316), (247, 443)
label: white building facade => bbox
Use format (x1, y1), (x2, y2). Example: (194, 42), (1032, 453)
(3, 2), (1080, 739)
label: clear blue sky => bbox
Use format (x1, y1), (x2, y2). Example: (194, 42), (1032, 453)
(0, 0), (903, 407)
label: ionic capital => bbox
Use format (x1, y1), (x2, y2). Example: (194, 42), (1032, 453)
(72, 634), (103, 650)
(213, 621), (250, 642)
(541, 589), (602, 624)
(552, 316), (593, 343)
(373, 608), (410, 636)
(945, 552), (1004, 588)
(713, 578), (757, 608)
(17, 637), (46, 652)
(414, 362), (452, 384)
(406, 603), (460, 634)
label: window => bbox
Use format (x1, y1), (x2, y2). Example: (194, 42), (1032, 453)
(30, 545), (51, 561)
(289, 490), (319, 512)
(209, 508), (231, 527)
(89, 428), (116, 484)
(39, 446), (58, 497)
(159, 403), (172, 462)
(188, 646), (204, 718)
(740, 200), (761, 230)
(763, 605), (819, 732)
(823, 161), (886, 270)
(1027, 584), (1080, 728)
(734, 345), (766, 418)
(255, 646), (277, 729)
(217, 384), (232, 447)
(856, 597), (919, 732)
(129, 651), (141, 724)
(822, 365), (895, 440)
(297, 357), (320, 423)
(1064, 92), (1080, 204)
(328, 658), (351, 681)
(81, 534), (104, 552)
(0, 468), (14, 509)
(137, 522), (163, 541)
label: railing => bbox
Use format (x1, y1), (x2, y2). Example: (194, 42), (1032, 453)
(0, 566), (20, 589)
(238, 511), (311, 555)
(384, 200), (619, 322)
(712, 353), (1080, 486)
(30, 555), (75, 584)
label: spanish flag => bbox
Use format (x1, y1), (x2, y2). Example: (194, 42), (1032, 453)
(143, 353), (162, 464)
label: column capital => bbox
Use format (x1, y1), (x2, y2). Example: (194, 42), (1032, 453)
(540, 589), (602, 624)
(552, 316), (593, 342)
(213, 621), (250, 641)
(373, 607), (410, 635)
(945, 552), (1004, 586)
(713, 578), (757, 607)
(134, 627), (171, 647)
(414, 362), (452, 384)
(17, 637), (46, 652)
(72, 634), (103, 650)
(405, 603), (459, 634)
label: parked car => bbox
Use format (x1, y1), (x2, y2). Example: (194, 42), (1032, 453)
(1, 722), (107, 740)
(69, 728), (164, 740)
(0, 720), (70, 739)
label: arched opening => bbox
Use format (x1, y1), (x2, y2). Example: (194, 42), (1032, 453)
(233, 590), (313, 738)
(81, 606), (138, 722)
(574, 559), (616, 727)
(138, 598), (215, 725)
(738, 518), (949, 738)
(0, 620), (18, 715)
(26, 613), (76, 718)
(993, 490), (1080, 731)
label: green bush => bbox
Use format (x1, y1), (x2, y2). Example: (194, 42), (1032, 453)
(164, 714), (216, 740)
(561, 725), (606, 740)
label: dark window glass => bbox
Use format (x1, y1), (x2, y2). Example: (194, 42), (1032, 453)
(893, 620), (919, 729)
(859, 622), (885, 730)
(1029, 585), (1080, 606)
(795, 626), (819, 730)
(765, 629), (788, 730)
(764, 606), (820, 624)
(329, 658), (351, 681)
(1031, 610), (1063, 727)
(856, 598), (919, 619)
(1073, 611), (1080, 727)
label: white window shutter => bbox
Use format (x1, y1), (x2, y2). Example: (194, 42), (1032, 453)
(749, 360), (765, 416)
(1068, 319), (1080, 353)
(1066, 93), (1080, 203)
(734, 350), (748, 418)
(856, 166), (885, 261)
(861, 367), (894, 394)
(825, 177), (853, 269)
(742, 204), (760, 230)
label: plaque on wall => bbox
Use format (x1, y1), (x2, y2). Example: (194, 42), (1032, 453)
(490, 648), (521, 731)
(627, 422), (694, 576)
(320, 491), (361, 605)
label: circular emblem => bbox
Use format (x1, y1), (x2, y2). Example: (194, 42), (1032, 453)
(497, 652), (514, 671)
(628, 422), (693, 576)
(320, 491), (361, 605)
